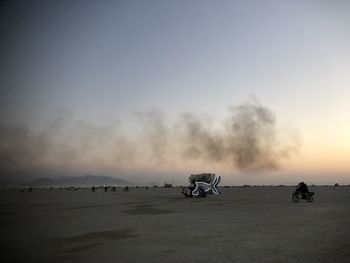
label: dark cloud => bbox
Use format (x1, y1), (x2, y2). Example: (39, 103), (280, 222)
(176, 102), (297, 170)
(179, 113), (225, 162)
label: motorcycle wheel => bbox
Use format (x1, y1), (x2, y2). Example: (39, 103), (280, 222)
(307, 195), (313, 202)
(292, 194), (299, 202)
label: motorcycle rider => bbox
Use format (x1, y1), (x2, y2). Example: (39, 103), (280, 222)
(296, 182), (309, 198)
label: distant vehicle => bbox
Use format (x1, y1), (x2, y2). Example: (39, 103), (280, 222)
(292, 191), (314, 202)
(182, 173), (221, 198)
(164, 183), (172, 188)
(66, 186), (79, 190)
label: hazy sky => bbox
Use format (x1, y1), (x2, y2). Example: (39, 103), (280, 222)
(1, 0), (350, 184)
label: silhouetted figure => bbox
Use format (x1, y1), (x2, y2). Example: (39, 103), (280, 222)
(145, 186), (149, 190)
(112, 184), (116, 192)
(29, 186), (33, 192)
(92, 186), (95, 192)
(124, 186), (129, 192)
(104, 184), (108, 192)
(296, 182), (309, 198)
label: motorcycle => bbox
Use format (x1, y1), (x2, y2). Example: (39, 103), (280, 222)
(292, 191), (314, 202)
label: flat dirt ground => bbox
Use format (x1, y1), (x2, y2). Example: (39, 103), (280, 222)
(1, 186), (349, 263)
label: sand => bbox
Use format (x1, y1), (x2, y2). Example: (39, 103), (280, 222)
(1, 186), (349, 263)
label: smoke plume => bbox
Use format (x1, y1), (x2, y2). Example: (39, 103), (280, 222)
(0, 101), (299, 177)
(177, 102), (297, 170)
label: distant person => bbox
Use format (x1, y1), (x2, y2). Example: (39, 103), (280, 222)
(104, 184), (108, 192)
(113, 184), (116, 192)
(296, 182), (309, 197)
(124, 186), (129, 192)
(29, 186), (33, 192)
(92, 186), (95, 192)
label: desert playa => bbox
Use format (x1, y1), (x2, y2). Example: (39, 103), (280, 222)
(1, 186), (349, 263)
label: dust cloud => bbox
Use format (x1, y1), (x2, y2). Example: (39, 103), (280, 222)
(0, 101), (299, 177)
(177, 102), (298, 170)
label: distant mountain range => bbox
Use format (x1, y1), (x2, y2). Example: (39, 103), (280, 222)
(21, 175), (130, 187)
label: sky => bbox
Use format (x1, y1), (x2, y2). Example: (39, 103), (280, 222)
(1, 0), (350, 185)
